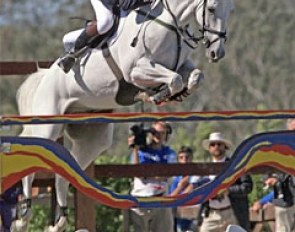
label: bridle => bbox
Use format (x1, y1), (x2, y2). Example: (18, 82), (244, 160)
(200, 0), (227, 48)
(163, 0), (227, 49)
(134, 0), (228, 69)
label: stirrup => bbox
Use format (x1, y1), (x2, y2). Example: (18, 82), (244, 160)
(58, 53), (76, 73)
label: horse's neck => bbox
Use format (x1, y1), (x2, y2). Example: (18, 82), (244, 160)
(164, 0), (197, 23)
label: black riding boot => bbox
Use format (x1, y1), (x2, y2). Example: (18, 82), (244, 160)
(58, 28), (96, 73)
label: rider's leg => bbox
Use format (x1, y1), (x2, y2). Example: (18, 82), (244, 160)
(58, 0), (114, 73)
(73, 0), (115, 51)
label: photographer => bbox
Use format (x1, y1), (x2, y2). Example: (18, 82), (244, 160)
(128, 121), (176, 232)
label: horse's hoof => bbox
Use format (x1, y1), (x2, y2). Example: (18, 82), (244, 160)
(187, 70), (204, 93)
(46, 216), (67, 232)
(134, 91), (150, 102)
(11, 203), (32, 232)
(10, 217), (30, 232)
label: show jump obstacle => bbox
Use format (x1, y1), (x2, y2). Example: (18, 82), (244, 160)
(1, 111), (295, 209)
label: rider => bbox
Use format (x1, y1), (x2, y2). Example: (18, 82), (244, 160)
(58, 0), (155, 73)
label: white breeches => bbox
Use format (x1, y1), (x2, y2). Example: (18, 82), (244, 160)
(91, 0), (114, 34)
(62, 0), (114, 50)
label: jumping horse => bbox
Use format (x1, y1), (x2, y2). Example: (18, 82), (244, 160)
(14, 0), (234, 231)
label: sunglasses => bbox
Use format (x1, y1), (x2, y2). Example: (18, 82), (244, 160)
(209, 142), (224, 147)
(178, 155), (189, 159)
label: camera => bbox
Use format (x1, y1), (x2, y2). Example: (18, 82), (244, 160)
(129, 124), (157, 148)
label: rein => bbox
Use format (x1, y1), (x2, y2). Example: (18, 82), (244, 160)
(161, 0), (227, 49)
(199, 0), (227, 48)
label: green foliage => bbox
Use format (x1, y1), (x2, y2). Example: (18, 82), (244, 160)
(248, 174), (272, 205)
(28, 205), (75, 232)
(27, 205), (51, 232)
(94, 154), (132, 232)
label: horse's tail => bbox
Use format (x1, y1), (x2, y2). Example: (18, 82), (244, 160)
(16, 69), (48, 136)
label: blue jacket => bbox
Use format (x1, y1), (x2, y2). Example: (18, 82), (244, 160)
(130, 145), (176, 164)
(0, 185), (22, 205)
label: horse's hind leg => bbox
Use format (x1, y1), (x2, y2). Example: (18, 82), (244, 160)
(47, 122), (114, 232)
(11, 122), (64, 232)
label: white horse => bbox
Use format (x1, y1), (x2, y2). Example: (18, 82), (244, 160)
(14, 0), (234, 231)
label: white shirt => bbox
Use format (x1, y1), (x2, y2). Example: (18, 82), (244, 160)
(209, 156), (231, 209)
(131, 177), (168, 197)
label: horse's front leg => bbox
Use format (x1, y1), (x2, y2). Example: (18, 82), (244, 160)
(47, 123), (114, 232)
(130, 57), (184, 103)
(177, 60), (204, 94)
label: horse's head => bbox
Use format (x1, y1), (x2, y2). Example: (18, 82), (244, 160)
(195, 0), (235, 62)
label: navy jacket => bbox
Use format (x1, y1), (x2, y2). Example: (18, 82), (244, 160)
(101, 0), (152, 11)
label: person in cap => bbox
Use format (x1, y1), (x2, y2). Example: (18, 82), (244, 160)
(199, 132), (253, 232)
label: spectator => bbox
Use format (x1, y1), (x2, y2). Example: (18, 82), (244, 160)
(0, 184), (22, 232)
(251, 118), (295, 232)
(128, 121), (176, 232)
(169, 146), (205, 232)
(169, 146), (194, 196)
(199, 132), (253, 232)
(252, 174), (295, 232)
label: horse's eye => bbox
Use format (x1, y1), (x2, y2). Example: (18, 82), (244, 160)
(208, 8), (216, 14)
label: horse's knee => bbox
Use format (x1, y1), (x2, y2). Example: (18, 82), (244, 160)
(187, 69), (204, 93)
(169, 75), (183, 95)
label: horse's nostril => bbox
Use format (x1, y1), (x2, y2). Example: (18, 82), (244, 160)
(210, 51), (216, 59)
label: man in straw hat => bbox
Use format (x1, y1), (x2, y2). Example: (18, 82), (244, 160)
(198, 132), (253, 232)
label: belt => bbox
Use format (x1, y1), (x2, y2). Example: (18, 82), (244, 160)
(209, 206), (231, 211)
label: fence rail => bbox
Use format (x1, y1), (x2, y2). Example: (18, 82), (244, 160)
(0, 61), (53, 75)
(33, 163), (276, 185)
(1, 110), (295, 126)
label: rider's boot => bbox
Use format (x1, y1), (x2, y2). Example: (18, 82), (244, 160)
(58, 22), (99, 73)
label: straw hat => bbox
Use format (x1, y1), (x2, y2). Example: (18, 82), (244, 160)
(202, 132), (232, 150)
